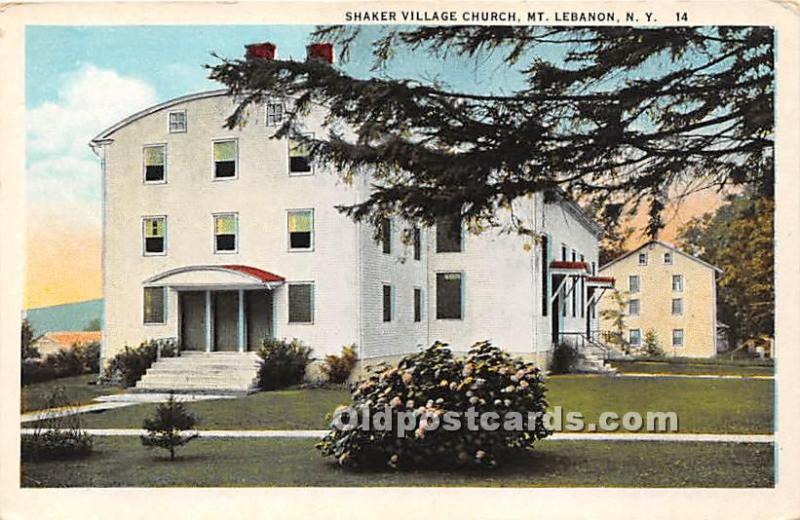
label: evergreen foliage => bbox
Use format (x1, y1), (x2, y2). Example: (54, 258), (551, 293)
(141, 393), (199, 461)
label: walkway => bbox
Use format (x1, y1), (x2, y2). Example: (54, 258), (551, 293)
(616, 373), (773, 380)
(18, 428), (774, 443)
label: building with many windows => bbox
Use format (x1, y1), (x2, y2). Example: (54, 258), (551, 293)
(91, 82), (607, 384)
(598, 240), (722, 358)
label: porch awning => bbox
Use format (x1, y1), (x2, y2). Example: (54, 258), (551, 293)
(586, 276), (615, 289)
(143, 264), (285, 290)
(550, 260), (590, 275)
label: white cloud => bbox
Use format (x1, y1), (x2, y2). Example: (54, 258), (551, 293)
(28, 65), (157, 156)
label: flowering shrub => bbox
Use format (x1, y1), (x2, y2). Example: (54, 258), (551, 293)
(257, 337), (313, 390)
(321, 344), (358, 384)
(316, 341), (550, 470)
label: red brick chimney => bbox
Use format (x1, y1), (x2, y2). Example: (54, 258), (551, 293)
(306, 43), (334, 64)
(245, 42), (276, 60)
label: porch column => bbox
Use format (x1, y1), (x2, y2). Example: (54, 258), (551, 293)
(205, 290), (212, 352)
(238, 289), (246, 352)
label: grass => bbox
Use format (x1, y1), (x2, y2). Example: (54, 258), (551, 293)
(39, 376), (774, 435)
(21, 374), (124, 413)
(20, 437), (774, 487)
(609, 360), (774, 377)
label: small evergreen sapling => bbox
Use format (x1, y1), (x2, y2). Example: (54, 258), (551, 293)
(141, 393), (199, 460)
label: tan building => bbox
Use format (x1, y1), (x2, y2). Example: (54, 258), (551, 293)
(598, 240), (722, 358)
(32, 331), (102, 358)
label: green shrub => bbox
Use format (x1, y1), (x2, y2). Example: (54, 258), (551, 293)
(21, 341), (103, 386)
(21, 360), (57, 385)
(104, 338), (178, 387)
(322, 344), (358, 384)
(141, 393), (199, 461)
(21, 387), (93, 461)
(43, 348), (84, 378)
(75, 341), (101, 373)
(640, 329), (665, 358)
(256, 338), (313, 390)
(550, 342), (579, 374)
(316, 341), (550, 470)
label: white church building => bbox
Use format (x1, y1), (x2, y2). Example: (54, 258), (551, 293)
(90, 51), (611, 390)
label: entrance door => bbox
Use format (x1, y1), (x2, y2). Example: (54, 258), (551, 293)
(180, 291), (206, 351)
(246, 290), (272, 351)
(213, 291), (239, 351)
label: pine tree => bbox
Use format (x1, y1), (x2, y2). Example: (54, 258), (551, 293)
(141, 393), (199, 460)
(208, 26), (773, 236)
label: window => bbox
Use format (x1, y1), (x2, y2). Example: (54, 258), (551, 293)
(672, 329), (684, 347)
(143, 287), (166, 324)
(572, 276), (577, 317)
(214, 213), (238, 253)
(266, 99), (284, 127)
(629, 329), (641, 346)
(436, 272), (463, 319)
(638, 253), (648, 266)
(382, 285), (393, 322)
(672, 274), (684, 292)
(629, 275), (640, 293)
(168, 110), (186, 133)
(436, 215), (462, 253)
(412, 227), (421, 261)
(288, 210), (313, 250)
(672, 298), (683, 316)
(288, 283), (314, 323)
(289, 134), (312, 174)
(144, 145), (166, 183)
(414, 288), (422, 322)
(664, 252), (673, 265)
(628, 299), (640, 316)
(142, 216), (166, 255)
(541, 235), (549, 316)
(213, 140), (237, 179)
(380, 218), (392, 254)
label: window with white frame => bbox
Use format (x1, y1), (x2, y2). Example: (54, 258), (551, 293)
(144, 145), (166, 183)
(168, 110), (187, 133)
(628, 299), (640, 316)
(629, 328), (641, 346)
(672, 298), (683, 315)
(266, 99), (284, 127)
(213, 140), (237, 179)
(629, 275), (640, 293)
(436, 272), (463, 319)
(382, 285), (393, 322)
(672, 329), (684, 347)
(638, 253), (648, 266)
(143, 286), (166, 324)
(672, 274), (684, 292)
(289, 134), (313, 174)
(288, 283), (314, 323)
(414, 288), (422, 322)
(288, 210), (314, 250)
(142, 216), (166, 255)
(664, 252), (673, 264)
(214, 213), (238, 253)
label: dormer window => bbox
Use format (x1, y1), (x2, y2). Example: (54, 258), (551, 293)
(168, 110), (187, 133)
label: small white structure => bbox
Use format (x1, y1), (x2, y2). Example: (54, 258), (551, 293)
(91, 85), (605, 374)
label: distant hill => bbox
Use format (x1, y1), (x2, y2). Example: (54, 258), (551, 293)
(25, 299), (103, 335)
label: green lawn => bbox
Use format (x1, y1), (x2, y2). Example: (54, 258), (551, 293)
(20, 437), (774, 487)
(609, 360), (774, 377)
(42, 376), (773, 435)
(21, 375), (124, 413)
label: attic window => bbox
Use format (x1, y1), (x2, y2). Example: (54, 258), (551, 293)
(266, 99), (284, 127)
(168, 110), (187, 133)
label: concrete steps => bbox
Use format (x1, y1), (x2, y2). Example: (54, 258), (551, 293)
(134, 352), (261, 395)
